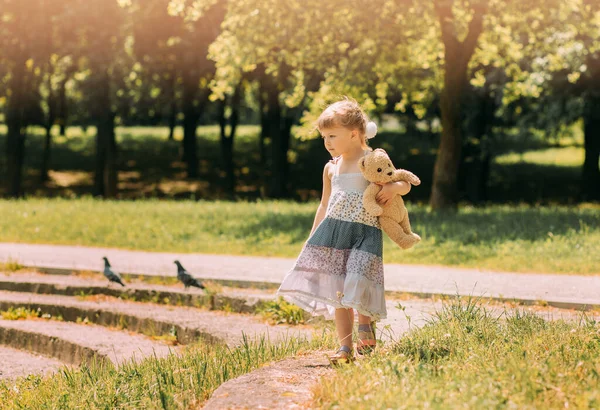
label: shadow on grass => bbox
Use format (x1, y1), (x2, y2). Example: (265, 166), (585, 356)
(406, 205), (598, 244)
(217, 203), (598, 246)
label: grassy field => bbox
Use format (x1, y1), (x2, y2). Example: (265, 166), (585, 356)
(0, 123), (589, 203)
(0, 332), (335, 409)
(313, 299), (600, 409)
(0, 198), (598, 275)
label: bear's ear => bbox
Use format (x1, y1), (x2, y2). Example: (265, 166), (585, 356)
(359, 158), (366, 171)
(374, 148), (385, 154)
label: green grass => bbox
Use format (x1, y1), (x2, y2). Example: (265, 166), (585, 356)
(1, 307), (41, 320)
(495, 146), (584, 167)
(313, 299), (600, 409)
(256, 296), (308, 325)
(0, 198), (598, 274)
(0, 259), (23, 272)
(0, 332), (336, 409)
(0, 306), (63, 321)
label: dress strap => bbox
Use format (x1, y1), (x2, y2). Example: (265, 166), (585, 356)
(329, 156), (342, 176)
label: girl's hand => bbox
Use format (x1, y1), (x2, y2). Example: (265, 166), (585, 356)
(375, 181), (411, 206)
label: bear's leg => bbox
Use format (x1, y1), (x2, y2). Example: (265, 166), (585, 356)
(399, 211), (421, 244)
(380, 216), (418, 250)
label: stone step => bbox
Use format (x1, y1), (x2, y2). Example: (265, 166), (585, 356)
(0, 290), (314, 347)
(0, 345), (67, 380)
(202, 351), (334, 410)
(0, 271), (274, 313)
(0, 318), (178, 369)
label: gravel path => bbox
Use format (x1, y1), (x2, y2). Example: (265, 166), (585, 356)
(2, 242), (598, 307)
(0, 345), (67, 380)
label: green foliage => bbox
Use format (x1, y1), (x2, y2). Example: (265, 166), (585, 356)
(314, 299), (600, 409)
(256, 297), (307, 325)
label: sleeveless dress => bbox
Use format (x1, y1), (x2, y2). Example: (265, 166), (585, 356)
(277, 157), (387, 321)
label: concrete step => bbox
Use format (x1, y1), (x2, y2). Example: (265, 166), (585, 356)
(0, 318), (178, 368)
(0, 290), (314, 347)
(0, 345), (67, 380)
(0, 271), (274, 313)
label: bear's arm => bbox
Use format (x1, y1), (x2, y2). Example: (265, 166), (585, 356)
(393, 169), (421, 186)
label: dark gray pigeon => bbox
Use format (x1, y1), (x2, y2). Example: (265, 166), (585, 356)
(102, 257), (125, 287)
(174, 260), (205, 290)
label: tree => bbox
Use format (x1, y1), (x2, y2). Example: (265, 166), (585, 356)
(0, 0), (71, 196)
(499, 0), (600, 201)
(428, 0), (488, 209)
(168, 0), (226, 179)
(217, 82), (242, 194)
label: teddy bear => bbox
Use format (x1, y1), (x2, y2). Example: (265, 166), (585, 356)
(358, 148), (421, 249)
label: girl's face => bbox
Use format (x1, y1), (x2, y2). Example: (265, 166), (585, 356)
(320, 126), (360, 156)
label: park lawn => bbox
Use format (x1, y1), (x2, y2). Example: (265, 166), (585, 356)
(0, 198), (598, 275)
(312, 299), (600, 409)
(0, 333), (335, 409)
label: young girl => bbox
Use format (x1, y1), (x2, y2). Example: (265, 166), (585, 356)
(277, 98), (411, 363)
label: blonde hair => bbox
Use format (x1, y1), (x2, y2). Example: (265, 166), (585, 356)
(317, 97), (371, 149)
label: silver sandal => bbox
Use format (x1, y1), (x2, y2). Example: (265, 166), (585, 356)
(326, 345), (355, 365)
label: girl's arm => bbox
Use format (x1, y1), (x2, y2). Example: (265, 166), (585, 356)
(376, 181), (411, 206)
(309, 162), (333, 236)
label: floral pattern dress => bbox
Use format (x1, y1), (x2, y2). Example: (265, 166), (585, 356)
(277, 158), (387, 320)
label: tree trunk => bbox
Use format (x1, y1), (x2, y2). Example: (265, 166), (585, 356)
(431, 73), (466, 209)
(281, 114), (293, 193)
(94, 127), (107, 196)
(41, 74), (57, 183)
(94, 72), (117, 198)
(5, 59), (27, 198)
(459, 89), (494, 204)
(40, 125), (52, 183)
(219, 86), (241, 195)
(430, 0), (486, 210)
(182, 111), (199, 179)
(6, 127), (26, 198)
(582, 93), (600, 201)
(182, 77), (199, 179)
(258, 84), (268, 168)
(168, 74), (177, 141)
(168, 98), (177, 141)
(265, 85), (289, 198)
(58, 77), (68, 136)
(104, 118), (118, 198)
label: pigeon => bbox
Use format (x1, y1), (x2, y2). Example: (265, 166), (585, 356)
(174, 260), (205, 290)
(102, 257), (126, 287)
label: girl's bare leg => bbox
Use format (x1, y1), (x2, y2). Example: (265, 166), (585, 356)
(335, 308), (354, 348)
(357, 312), (376, 354)
(357, 312), (372, 325)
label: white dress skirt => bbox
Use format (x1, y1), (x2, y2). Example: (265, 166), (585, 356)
(277, 161), (387, 321)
